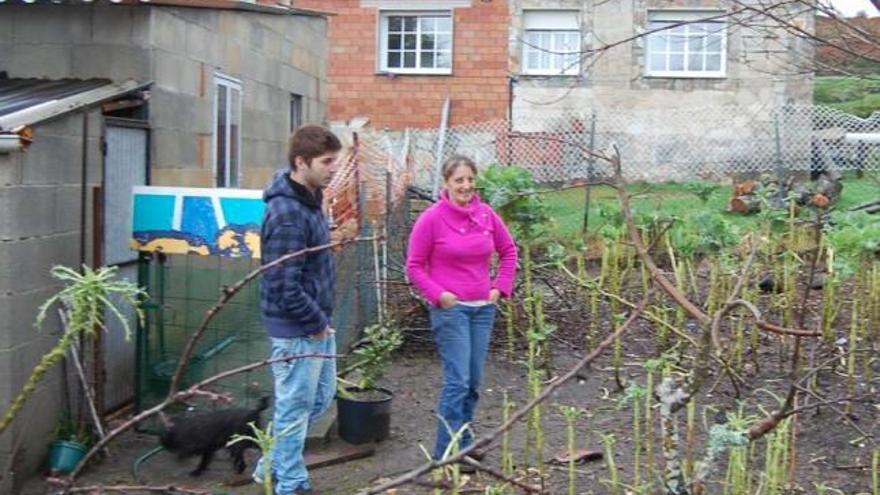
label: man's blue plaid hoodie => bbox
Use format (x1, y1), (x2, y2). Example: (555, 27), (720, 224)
(260, 169), (334, 338)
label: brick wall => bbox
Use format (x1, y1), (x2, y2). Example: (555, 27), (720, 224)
(296, 0), (510, 128)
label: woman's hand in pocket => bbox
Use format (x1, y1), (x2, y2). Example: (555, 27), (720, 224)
(438, 291), (459, 309)
(489, 289), (501, 305)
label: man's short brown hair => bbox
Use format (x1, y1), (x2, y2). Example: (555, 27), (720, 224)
(288, 125), (342, 171)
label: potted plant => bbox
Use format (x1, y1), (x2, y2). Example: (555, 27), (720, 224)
(47, 418), (94, 475)
(336, 322), (403, 445)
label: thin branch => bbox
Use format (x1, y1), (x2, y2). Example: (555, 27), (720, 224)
(51, 481), (210, 494)
(461, 457), (544, 493)
(63, 352), (340, 485)
(166, 236), (376, 396)
(358, 299), (648, 494)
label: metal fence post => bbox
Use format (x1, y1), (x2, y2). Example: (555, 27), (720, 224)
(582, 111), (597, 236)
(774, 110), (785, 204)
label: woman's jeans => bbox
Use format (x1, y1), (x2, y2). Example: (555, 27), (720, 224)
(253, 335), (336, 494)
(429, 303), (497, 459)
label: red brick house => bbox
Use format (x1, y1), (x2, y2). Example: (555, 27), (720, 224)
(295, 0), (510, 128)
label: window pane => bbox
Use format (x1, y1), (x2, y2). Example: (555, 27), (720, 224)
(526, 31), (540, 47)
(215, 86), (227, 187)
(527, 50), (540, 69)
(649, 53), (667, 71)
(404, 51), (416, 67)
(670, 35), (686, 52)
(404, 34), (416, 49)
(290, 93), (303, 131)
(706, 54), (722, 71)
(229, 88), (240, 188)
(421, 34), (435, 50)
(389, 34), (401, 50)
(648, 33), (667, 53)
(389, 16), (402, 31)
(437, 50), (451, 68)
(419, 17), (435, 32)
(688, 53), (704, 71)
(436, 16), (451, 32)
(706, 34), (722, 52)
(669, 53), (684, 71)
(687, 36), (704, 53)
(404, 17), (416, 31)
(688, 23), (707, 36)
(436, 33), (452, 51)
(565, 32), (580, 51)
(387, 51), (401, 68)
(421, 51), (434, 68)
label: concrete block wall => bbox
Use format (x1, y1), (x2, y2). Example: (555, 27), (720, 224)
(0, 4), (328, 190)
(295, 0), (510, 129)
(0, 110), (104, 493)
(0, 5), (152, 81)
(146, 7), (329, 189)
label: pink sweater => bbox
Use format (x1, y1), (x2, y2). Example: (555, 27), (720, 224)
(406, 192), (518, 306)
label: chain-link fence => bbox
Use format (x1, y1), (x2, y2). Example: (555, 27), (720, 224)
(352, 105), (879, 196)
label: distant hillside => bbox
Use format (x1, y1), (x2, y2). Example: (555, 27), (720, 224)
(815, 15), (880, 74)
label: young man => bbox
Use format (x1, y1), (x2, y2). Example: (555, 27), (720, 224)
(255, 125), (342, 495)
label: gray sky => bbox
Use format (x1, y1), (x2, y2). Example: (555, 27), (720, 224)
(828, 0), (878, 16)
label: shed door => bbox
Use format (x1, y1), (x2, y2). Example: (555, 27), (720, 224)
(102, 122), (148, 412)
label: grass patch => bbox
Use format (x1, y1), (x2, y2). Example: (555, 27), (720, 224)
(814, 76), (880, 117)
(543, 174), (879, 240)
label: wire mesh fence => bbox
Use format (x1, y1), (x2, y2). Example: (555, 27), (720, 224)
(353, 105), (879, 196)
(131, 104), (877, 416)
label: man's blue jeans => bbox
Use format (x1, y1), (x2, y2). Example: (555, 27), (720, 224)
(253, 335), (336, 494)
(429, 303), (496, 460)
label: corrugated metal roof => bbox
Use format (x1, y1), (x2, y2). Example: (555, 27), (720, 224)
(0, 78), (111, 118)
(0, 78), (150, 130)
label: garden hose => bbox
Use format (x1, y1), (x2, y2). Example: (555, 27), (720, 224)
(131, 445), (165, 482)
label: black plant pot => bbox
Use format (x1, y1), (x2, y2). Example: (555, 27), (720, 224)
(336, 387), (393, 445)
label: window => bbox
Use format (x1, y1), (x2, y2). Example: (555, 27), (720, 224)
(213, 73), (242, 188)
(379, 12), (453, 74)
(290, 93), (303, 132)
(645, 10), (726, 78)
(522, 11), (581, 76)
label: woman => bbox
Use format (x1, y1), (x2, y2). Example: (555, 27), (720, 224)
(406, 155), (518, 462)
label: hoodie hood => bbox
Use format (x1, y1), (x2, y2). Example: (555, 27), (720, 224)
(264, 168), (322, 209)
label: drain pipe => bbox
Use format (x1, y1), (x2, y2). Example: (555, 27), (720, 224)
(80, 112), (89, 270)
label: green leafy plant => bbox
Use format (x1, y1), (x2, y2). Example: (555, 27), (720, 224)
(478, 165), (552, 242)
(52, 416), (95, 447)
(228, 421), (295, 495)
(339, 322), (403, 392)
(0, 265), (145, 434)
(682, 182), (720, 203)
(557, 405), (587, 495)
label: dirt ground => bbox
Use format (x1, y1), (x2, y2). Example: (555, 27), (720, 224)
(19, 259), (880, 495)
(21, 315), (878, 494)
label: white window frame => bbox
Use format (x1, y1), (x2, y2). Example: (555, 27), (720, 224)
(378, 10), (454, 75)
(213, 73), (242, 188)
(645, 10), (727, 79)
(290, 92), (304, 133)
(522, 10), (582, 76)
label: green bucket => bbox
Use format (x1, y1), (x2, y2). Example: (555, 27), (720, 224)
(48, 440), (87, 474)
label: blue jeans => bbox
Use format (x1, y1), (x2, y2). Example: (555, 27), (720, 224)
(253, 335), (336, 494)
(429, 303), (496, 459)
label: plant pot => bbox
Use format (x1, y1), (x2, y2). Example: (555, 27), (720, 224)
(336, 387), (393, 445)
(47, 440), (87, 474)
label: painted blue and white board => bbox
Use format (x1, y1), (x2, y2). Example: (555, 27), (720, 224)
(131, 186), (265, 258)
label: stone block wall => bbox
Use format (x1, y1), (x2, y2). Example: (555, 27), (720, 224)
(511, 0), (813, 117)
